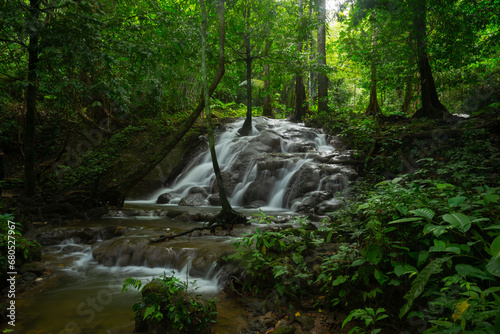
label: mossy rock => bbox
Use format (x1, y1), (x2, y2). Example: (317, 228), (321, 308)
(135, 279), (217, 334)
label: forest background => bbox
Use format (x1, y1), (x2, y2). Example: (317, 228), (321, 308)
(1, 0), (500, 333)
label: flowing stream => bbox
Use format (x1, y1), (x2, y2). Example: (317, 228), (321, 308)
(14, 118), (357, 334)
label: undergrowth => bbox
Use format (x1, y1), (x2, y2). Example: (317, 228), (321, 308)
(229, 121), (500, 333)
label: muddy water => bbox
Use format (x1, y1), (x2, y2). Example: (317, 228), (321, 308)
(13, 207), (279, 334)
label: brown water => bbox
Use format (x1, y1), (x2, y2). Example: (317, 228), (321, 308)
(12, 210), (264, 334)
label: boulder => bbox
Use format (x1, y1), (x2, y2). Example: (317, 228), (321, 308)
(178, 193), (207, 206)
(156, 192), (173, 204)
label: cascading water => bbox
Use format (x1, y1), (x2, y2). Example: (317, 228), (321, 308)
(17, 118), (357, 334)
(141, 117), (357, 214)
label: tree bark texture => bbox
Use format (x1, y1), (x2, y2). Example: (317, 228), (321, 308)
(365, 27), (381, 116)
(412, 0), (449, 119)
(317, 0), (328, 113)
(239, 33), (253, 136)
(24, 0), (40, 197)
(292, 0), (307, 122)
(200, 0), (232, 211)
(262, 62), (273, 117)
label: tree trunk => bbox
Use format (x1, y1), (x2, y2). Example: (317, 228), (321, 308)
(292, 0), (307, 122)
(412, 0), (449, 119)
(99, 0), (227, 207)
(24, 0), (40, 197)
(262, 62), (273, 117)
(239, 35), (253, 136)
(402, 75), (412, 114)
(308, 0), (316, 109)
(365, 27), (381, 116)
(317, 0), (328, 113)
(239, 4), (253, 136)
(200, 0), (232, 211)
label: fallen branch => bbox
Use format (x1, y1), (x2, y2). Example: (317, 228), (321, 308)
(149, 223), (225, 244)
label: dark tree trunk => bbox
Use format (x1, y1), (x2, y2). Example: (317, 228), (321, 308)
(262, 41), (273, 118)
(317, 0), (328, 112)
(402, 75), (413, 114)
(412, 0), (449, 119)
(99, 0), (227, 207)
(24, 0), (40, 197)
(293, 76), (307, 121)
(239, 43), (253, 136)
(262, 63), (273, 117)
(292, 0), (307, 122)
(307, 0), (316, 108)
(365, 27), (381, 116)
(200, 0), (238, 221)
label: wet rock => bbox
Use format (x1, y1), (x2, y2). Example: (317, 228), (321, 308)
(208, 193), (221, 206)
(19, 262), (45, 276)
(21, 272), (37, 282)
(33, 226), (126, 246)
(179, 193), (207, 206)
(99, 225), (128, 240)
(156, 192), (173, 204)
(85, 206), (108, 219)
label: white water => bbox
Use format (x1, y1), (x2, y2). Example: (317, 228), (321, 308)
(130, 117), (356, 214)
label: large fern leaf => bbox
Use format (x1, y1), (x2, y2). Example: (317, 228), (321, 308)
(399, 257), (451, 318)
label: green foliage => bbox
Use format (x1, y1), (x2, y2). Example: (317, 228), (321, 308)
(342, 307), (389, 334)
(0, 213), (40, 269)
(122, 272), (217, 332)
(230, 123), (499, 332)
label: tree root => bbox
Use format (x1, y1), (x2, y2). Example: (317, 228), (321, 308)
(148, 208), (248, 244)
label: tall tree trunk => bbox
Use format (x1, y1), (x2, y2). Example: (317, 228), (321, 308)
(412, 0), (449, 119)
(307, 0), (316, 109)
(262, 63), (273, 117)
(365, 26), (381, 116)
(402, 75), (412, 114)
(317, 0), (328, 112)
(24, 0), (40, 197)
(292, 0), (307, 122)
(239, 50), (253, 136)
(239, 5), (253, 136)
(100, 0), (227, 207)
(199, 0), (233, 213)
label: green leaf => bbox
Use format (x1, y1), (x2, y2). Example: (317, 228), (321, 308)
(363, 245), (383, 265)
(393, 264), (418, 277)
(410, 208), (435, 221)
(389, 217), (423, 224)
(417, 251), (429, 267)
(442, 213), (471, 233)
(332, 275), (347, 286)
(350, 258), (366, 267)
(484, 194), (500, 203)
(428, 320), (453, 327)
(429, 239), (446, 252)
(399, 257), (451, 318)
(455, 264), (491, 280)
(448, 196), (467, 207)
(423, 224), (449, 237)
(292, 252), (303, 265)
(490, 235), (500, 258)
(436, 183), (455, 190)
(486, 258), (500, 277)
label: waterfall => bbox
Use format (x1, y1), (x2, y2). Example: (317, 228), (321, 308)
(139, 117), (357, 214)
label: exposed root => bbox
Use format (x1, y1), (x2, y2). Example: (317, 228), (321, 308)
(149, 208), (248, 243)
